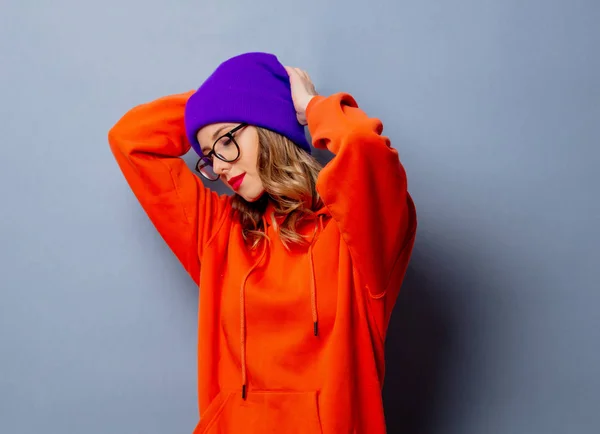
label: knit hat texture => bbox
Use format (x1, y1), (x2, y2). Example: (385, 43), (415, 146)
(184, 52), (311, 155)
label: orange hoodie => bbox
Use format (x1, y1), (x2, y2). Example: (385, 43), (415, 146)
(108, 91), (417, 434)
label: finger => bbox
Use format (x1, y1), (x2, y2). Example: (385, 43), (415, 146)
(293, 67), (305, 78)
(301, 70), (314, 86)
(284, 65), (298, 77)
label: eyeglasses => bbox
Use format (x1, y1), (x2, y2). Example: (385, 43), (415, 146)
(195, 123), (247, 181)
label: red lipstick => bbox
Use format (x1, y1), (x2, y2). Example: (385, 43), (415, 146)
(227, 173), (246, 191)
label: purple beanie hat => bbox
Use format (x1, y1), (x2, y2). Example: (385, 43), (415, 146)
(184, 52), (311, 155)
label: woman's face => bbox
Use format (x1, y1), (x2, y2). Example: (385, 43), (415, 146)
(196, 123), (265, 202)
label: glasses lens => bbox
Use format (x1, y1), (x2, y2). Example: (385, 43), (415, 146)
(213, 136), (240, 162)
(196, 157), (219, 181)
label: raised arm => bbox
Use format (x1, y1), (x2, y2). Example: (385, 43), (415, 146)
(108, 91), (231, 285)
(307, 93), (417, 299)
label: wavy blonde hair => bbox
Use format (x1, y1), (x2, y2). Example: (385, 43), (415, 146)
(231, 127), (324, 249)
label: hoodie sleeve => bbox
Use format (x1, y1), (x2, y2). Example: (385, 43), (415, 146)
(307, 93), (417, 299)
(108, 91), (231, 285)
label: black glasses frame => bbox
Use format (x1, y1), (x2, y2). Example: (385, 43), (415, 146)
(194, 123), (248, 181)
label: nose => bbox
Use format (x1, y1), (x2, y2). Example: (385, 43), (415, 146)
(212, 158), (231, 176)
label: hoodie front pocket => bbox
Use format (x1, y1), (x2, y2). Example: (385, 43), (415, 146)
(195, 390), (323, 434)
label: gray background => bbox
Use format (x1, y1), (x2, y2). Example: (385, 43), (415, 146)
(1, 0), (598, 433)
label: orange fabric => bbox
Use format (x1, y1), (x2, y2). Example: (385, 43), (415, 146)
(108, 91), (417, 434)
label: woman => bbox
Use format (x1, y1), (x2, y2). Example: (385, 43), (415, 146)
(109, 52), (417, 434)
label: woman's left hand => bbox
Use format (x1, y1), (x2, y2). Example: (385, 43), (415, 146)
(284, 66), (318, 125)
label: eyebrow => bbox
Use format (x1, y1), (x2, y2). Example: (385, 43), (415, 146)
(199, 124), (234, 154)
(211, 124), (234, 141)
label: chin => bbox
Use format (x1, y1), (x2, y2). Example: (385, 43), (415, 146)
(239, 189), (265, 203)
